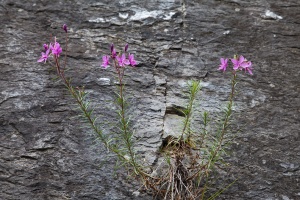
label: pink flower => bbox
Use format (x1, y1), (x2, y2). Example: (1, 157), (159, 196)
(231, 55), (246, 71)
(218, 58), (228, 72)
(116, 54), (129, 67)
(128, 53), (137, 67)
(101, 55), (110, 68)
(37, 48), (50, 63)
(241, 61), (253, 75)
(51, 42), (62, 56)
(231, 55), (253, 75)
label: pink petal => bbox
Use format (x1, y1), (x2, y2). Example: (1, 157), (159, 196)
(239, 56), (245, 63)
(240, 61), (251, 68)
(37, 58), (44, 62)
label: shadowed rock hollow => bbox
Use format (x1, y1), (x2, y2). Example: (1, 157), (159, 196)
(0, 0), (299, 199)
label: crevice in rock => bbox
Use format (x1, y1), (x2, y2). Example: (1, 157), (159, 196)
(20, 155), (38, 160)
(165, 105), (185, 117)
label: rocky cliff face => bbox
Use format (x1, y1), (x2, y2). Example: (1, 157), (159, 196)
(1, 0), (299, 199)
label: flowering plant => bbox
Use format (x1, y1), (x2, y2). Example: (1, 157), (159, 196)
(38, 24), (253, 200)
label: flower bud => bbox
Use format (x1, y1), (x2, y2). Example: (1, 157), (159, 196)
(63, 24), (68, 33)
(110, 43), (117, 58)
(110, 43), (114, 53)
(43, 44), (48, 51)
(124, 43), (128, 52)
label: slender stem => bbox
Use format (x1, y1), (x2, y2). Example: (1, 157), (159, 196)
(113, 59), (139, 174)
(57, 57), (143, 176)
(199, 111), (208, 148)
(181, 99), (193, 140)
(208, 71), (237, 168)
(180, 81), (200, 141)
(53, 56), (139, 164)
(63, 32), (68, 72)
(54, 55), (61, 76)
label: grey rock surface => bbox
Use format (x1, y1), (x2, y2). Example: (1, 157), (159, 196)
(1, 0), (299, 199)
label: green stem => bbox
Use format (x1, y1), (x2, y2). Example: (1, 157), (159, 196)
(181, 97), (193, 141)
(114, 60), (139, 174)
(53, 55), (141, 168)
(207, 72), (237, 170)
(199, 111), (208, 149)
(180, 80), (200, 141)
(63, 32), (68, 72)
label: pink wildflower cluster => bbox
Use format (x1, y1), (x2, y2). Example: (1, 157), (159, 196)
(101, 43), (137, 69)
(37, 24), (137, 72)
(37, 37), (62, 63)
(219, 55), (253, 75)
